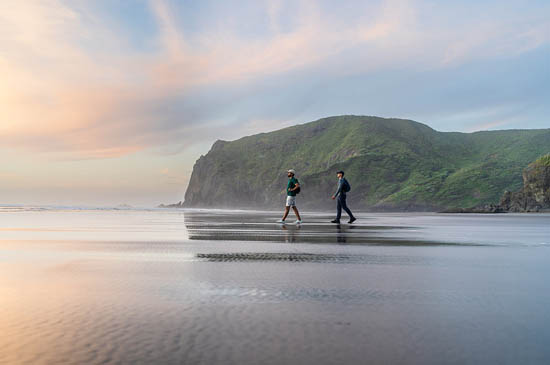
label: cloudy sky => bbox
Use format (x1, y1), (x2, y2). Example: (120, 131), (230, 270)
(1, 0), (549, 206)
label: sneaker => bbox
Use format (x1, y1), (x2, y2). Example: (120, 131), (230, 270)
(331, 219), (340, 223)
(295, 220), (302, 224)
(348, 217), (356, 224)
(276, 219), (285, 224)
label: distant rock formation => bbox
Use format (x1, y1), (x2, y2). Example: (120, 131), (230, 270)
(116, 204), (133, 209)
(441, 204), (507, 214)
(158, 201), (184, 208)
(442, 154), (550, 213)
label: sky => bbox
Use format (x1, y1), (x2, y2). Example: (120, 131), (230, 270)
(0, 0), (549, 207)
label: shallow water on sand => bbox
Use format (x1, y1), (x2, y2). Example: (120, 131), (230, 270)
(1, 208), (550, 364)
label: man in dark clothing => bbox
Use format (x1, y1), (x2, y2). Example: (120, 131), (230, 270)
(331, 170), (356, 224)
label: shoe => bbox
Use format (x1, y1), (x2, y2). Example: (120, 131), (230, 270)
(331, 219), (340, 223)
(276, 219), (285, 224)
(295, 220), (302, 224)
(348, 217), (356, 224)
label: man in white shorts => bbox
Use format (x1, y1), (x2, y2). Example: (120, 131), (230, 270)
(277, 169), (302, 224)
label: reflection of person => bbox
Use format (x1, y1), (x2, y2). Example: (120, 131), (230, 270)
(281, 224), (301, 243)
(277, 169), (302, 224)
(336, 224), (347, 244)
(331, 170), (356, 224)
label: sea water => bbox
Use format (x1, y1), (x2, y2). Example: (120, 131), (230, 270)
(1, 207), (549, 364)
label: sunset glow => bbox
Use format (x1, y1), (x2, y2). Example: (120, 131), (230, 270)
(1, 0), (549, 206)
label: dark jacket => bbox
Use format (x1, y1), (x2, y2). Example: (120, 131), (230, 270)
(334, 178), (348, 198)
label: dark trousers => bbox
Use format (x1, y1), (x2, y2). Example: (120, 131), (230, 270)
(336, 194), (354, 220)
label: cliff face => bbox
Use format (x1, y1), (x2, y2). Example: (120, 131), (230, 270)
(498, 155), (550, 212)
(183, 115), (550, 211)
(183, 141), (236, 208)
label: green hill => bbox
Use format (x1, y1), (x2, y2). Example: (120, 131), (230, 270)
(183, 116), (550, 211)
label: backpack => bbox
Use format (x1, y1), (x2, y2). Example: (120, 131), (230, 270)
(342, 178), (351, 193)
(295, 179), (301, 194)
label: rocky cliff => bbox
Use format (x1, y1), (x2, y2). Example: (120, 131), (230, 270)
(498, 155), (550, 212)
(182, 115), (550, 211)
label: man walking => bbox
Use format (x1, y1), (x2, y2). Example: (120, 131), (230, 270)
(277, 169), (302, 224)
(331, 170), (356, 224)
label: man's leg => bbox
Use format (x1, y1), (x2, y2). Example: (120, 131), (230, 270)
(340, 195), (356, 222)
(292, 206), (301, 221)
(282, 206), (290, 221)
(340, 195), (354, 219)
(335, 197), (342, 221)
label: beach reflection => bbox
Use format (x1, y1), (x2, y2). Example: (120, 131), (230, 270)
(3, 208), (550, 364)
(280, 224), (301, 243)
(183, 210), (442, 246)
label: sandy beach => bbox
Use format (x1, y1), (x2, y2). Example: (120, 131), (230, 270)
(1, 208), (550, 364)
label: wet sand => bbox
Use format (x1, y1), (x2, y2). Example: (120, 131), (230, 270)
(1, 208), (550, 364)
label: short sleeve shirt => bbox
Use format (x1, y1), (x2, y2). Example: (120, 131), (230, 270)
(287, 177), (299, 196)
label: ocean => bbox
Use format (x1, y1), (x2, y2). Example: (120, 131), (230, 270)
(1, 207), (549, 364)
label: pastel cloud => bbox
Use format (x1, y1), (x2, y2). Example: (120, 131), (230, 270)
(0, 0), (548, 160)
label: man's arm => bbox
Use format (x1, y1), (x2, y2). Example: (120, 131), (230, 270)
(331, 180), (343, 199)
(287, 179), (300, 192)
(289, 182), (300, 192)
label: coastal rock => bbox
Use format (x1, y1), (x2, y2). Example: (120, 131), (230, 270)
(443, 154), (550, 213)
(498, 155), (550, 212)
(440, 204), (506, 214)
(158, 201), (184, 208)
